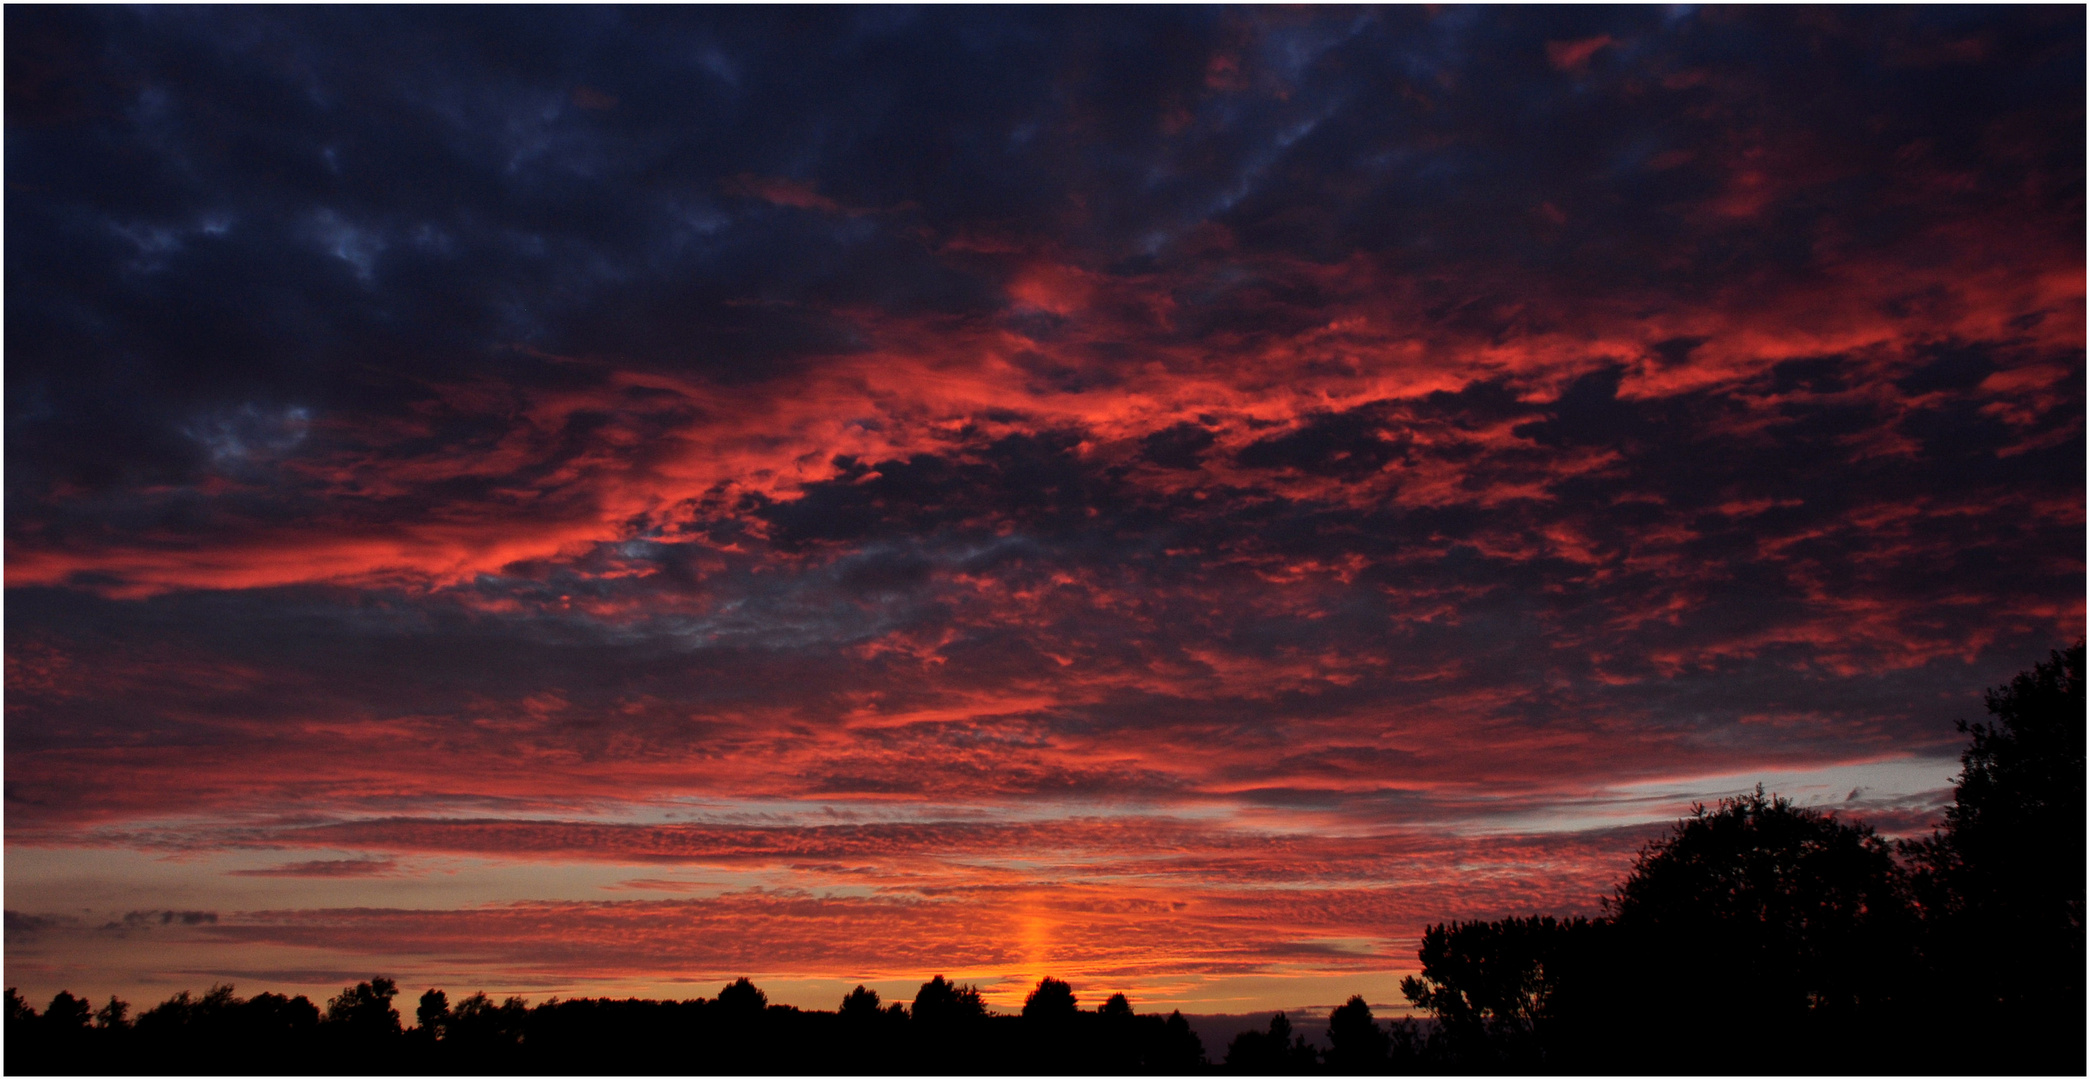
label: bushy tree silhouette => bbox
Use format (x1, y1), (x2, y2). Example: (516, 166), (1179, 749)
(1021, 976), (1077, 1021)
(1223, 1011), (1317, 1073)
(1091, 992), (1138, 1071)
(1154, 1010), (1207, 1073)
(908, 974), (990, 1071)
(909, 974), (986, 1026)
(105, 982), (323, 1073)
(1903, 641), (2086, 1072)
(715, 976), (768, 1015)
(414, 987), (449, 1035)
(1598, 787), (1918, 1070)
(406, 986), (448, 1054)
(325, 976), (402, 1037)
(34, 991), (95, 1068)
(832, 984), (905, 1069)
(838, 984), (883, 1018)
(1324, 995), (1388, 1074)
(7, 990), (45, 1074)
(440, 990), (527, 1056)
(42, 991), (91, 1032)
(1399, 915), (1593, 1066)
(94, 996), (129, 1031)
(1616, 789), (1911, 983)
(1019, 976), (1082, 1070)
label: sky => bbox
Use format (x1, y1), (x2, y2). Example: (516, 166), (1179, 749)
(4, 6), (2084, 1019)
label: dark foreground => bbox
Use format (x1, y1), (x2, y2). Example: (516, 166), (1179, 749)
(5, 968), (2083, 1076)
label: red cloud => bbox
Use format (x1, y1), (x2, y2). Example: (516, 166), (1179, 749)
(1546, 35), (1613, 72)
(727, 173), (847, 213)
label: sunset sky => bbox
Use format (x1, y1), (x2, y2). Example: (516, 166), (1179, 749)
(5, 6), (2083, 1018)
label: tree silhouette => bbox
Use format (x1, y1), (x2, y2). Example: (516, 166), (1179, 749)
(1021, 976), (1077, 1021)
(414, 987), (449, 1035)
(1599, 786), (1917, 1070)
(1398, 916), (1592, 1067)
(706, 975), (773, 1071)
(1090, 992), (1137, 1071)
(715, 976), (768, 1015)
(838, 984), (883, 1019)
(909, 974), (985, 1026)
(42, 991), (91, 1032)
(1019, 976), (1082, 1070)
(241, 990), (324, 1067)
(407, 987), (448, 1054)
(1323, 995), (1388, 1074)
(435, 990), (529, 1068)
(831, 984), (905, 1070)
(1903, 641), (2086, 1073)
(34, 991), (95, 1069)
(102, 982), (322, 1073)
(1397, 790), (1937, 1070)
(7, 990), (44, 1074)
(1154, 1010), (1207, 1073)
(1223, 1011), (1317, 1073)
(325, 976), (401, 1037)
(908, 975), (989, 1071)
(94, 996), (129, 1031)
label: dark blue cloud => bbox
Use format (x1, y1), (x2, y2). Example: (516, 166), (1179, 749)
(2, 5), (2080, 953)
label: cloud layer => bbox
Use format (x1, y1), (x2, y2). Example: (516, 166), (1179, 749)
(6, 6), (2081, 1011)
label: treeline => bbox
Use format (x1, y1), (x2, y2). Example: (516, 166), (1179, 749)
(7, 645), (2082, 1075)
(6, 974), (1208, 1075)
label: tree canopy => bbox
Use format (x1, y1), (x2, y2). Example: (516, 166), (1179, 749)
(1395, 644), (2085, 1074)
